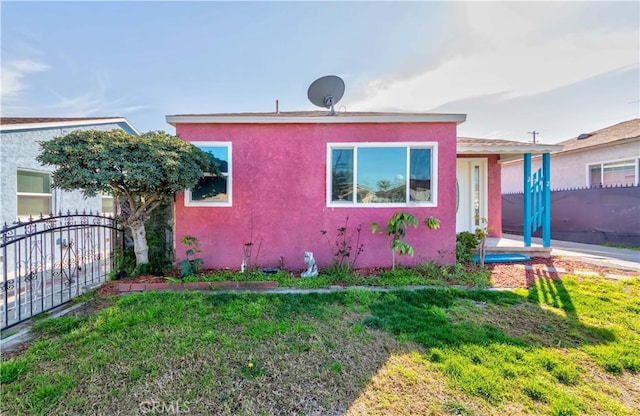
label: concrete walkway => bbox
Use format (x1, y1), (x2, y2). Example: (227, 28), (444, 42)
(491, 234), (640, 272)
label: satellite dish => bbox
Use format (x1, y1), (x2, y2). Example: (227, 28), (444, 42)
(307, 75), (345, 116)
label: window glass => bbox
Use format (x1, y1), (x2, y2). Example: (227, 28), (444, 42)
(589, 165), (602, 187)
(603, 161), (635, 186)
(18, 171), (51, 193)
(473, 165), (480, 226)
(191, 176), (228, 202)
(18, 196), (51, 217)
(357, 147), (406, 203)
(409, 148), (432, 202)
(331, 149), (353, 202)
(101, 193), (115, 214)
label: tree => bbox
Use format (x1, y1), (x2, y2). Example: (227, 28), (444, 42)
(376, 180), (391, 192)
(372, 212), (441, 269)
(37, 129), (217, 267)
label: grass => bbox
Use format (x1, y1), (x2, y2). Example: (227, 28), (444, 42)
(602, 243), (640, 251)
(175, 261), (492, 288)
(1, 275), (638, 415)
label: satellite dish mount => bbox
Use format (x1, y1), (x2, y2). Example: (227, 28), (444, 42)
(307, 75), (345, 116)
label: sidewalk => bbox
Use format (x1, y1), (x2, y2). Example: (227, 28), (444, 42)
(494, 234), (640, 272)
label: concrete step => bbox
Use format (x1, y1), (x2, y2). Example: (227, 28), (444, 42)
(483, 245), (552, 258)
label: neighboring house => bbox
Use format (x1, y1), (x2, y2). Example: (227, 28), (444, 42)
(167, 111), (559, 270)
(501, 119), (640, 193)
(500, 119), (639, 246)
(0, 117), (140, 226)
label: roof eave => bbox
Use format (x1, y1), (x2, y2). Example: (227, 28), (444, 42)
(457, 144), (563, 155)
(165, 114), (467, 126)
(0, 117), (140, 135)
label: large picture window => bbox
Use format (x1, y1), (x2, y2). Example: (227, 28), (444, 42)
(327, 142), (437, 207)
(17, 170), (52, 218)
(185, 142), (232, 207)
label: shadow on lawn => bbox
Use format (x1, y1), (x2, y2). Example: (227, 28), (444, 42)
(526, 264), (616, 344)
(362, 283), (615, 351)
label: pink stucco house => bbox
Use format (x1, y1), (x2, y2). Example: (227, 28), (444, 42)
(166, 111), (558, 270)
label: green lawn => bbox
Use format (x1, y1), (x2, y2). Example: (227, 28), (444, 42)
(1, 275), (638, 415)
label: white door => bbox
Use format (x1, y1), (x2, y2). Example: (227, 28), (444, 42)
(456, 158), (487, 233)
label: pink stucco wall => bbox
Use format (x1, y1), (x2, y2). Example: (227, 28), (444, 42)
(174, 122), (458, 270)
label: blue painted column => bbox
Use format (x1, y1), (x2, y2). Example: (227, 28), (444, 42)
(524, 153), (532, 247)
(542, 153), (551, 247)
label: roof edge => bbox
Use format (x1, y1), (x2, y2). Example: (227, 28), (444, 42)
(457, 143), (563, 155)
(166, 113), (467, 126)
(0, 117), (140, 135)
(500, 136), (638, 164)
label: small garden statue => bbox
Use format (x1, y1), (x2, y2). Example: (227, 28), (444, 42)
(301, 251), (318, 277)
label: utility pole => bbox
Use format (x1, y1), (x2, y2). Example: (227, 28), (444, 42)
(528, 130), (539, 144)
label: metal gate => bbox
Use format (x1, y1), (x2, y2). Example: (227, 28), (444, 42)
(1, 212), (123, 330)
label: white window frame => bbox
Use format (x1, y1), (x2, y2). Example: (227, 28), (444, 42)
(326, 142), (438, 208)
(586, 157), (639, 187)
(17, 168), (53, 219)
(184, 141), (232, 207)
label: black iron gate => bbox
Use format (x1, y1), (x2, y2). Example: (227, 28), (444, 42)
(1, 212), (123, 330)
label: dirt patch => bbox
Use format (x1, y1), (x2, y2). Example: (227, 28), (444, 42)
(96, 275), (167, 296)
(64, 297), (116, 317)
(488, 257), (638, 288)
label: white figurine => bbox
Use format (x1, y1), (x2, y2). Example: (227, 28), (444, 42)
(301, 251), (318, 277)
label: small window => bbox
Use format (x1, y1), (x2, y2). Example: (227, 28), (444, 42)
(17, 170), (52, 218)
(327, 142), (437, 207)
(185, 142), (232, 207)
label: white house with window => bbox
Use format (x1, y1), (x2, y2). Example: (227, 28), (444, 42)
(0, 117), (139, 227)
(501, 118), (640, 192)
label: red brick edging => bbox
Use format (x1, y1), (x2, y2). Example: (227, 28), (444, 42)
(117, 281), (278, 293)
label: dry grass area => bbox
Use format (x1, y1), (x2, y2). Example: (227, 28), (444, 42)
(345, 351), (500, 415)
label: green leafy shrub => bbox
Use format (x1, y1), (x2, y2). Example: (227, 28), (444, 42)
(111, 247), (136, 279)
(456, 231), (479, 264)
(178, 235), (203, 278)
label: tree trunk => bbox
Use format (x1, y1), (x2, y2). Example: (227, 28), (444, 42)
(129, 219), (149, 265)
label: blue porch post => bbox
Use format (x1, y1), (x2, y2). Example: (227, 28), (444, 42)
(523, 153), (532, 247)
(542, 153), (551, 247)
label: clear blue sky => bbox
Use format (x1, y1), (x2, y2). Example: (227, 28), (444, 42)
(2, 1), (638, 143)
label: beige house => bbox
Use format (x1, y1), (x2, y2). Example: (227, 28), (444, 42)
(501, 119), (640, 193)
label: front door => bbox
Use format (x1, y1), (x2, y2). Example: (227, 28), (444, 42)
(456, 158), (487, 233)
